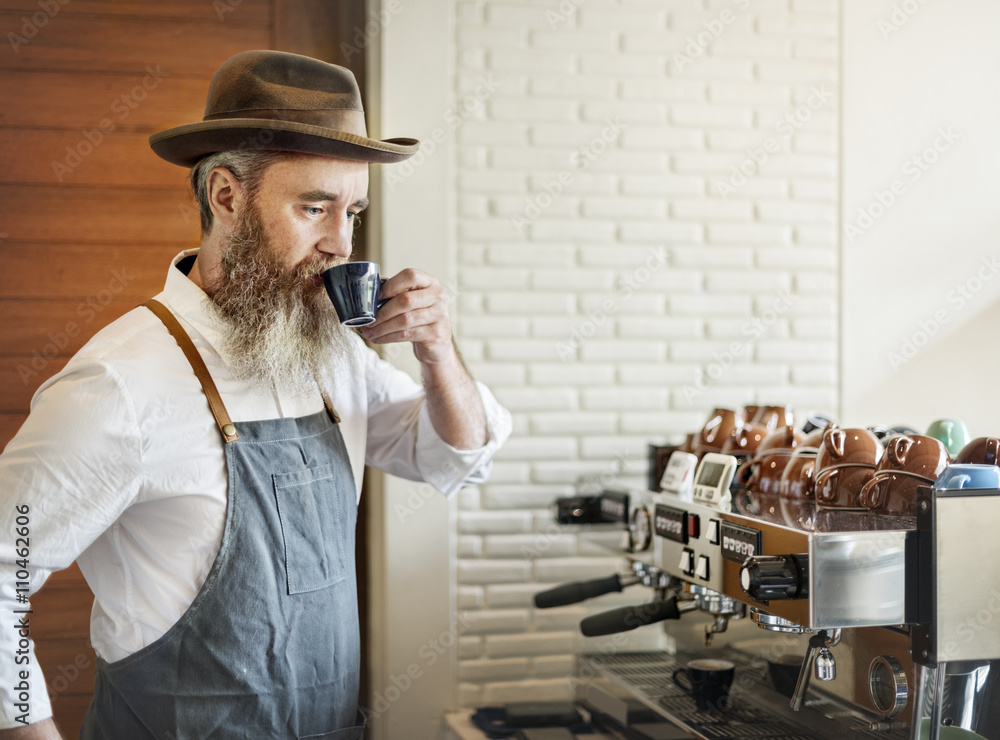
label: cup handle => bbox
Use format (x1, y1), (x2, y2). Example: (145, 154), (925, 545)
(814, 467), (839, 503)
(375, 278), (390, 311)
(734, 458), (756, 488)
(858, 476), (880, 510)
(987, 438), (999, 467)
(672, 668), (692, 695)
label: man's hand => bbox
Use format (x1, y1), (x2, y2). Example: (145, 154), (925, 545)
(0, 718), (64, 739)
(360, 268), (454, 365)
(360, 269), (488, 450)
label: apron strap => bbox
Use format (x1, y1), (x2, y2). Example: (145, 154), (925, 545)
(144, 299), (240, 444)
(320, 388), (341, 425)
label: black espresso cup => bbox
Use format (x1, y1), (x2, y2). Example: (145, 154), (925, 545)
(672, 659), (735, 712)
(767, 654), (803, 698)
(322, 261), (386, 327)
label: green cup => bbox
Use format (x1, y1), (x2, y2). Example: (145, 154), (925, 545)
(925, 419), (971, 456)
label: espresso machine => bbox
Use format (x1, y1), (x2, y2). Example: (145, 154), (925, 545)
(535, 411), (1000, 740)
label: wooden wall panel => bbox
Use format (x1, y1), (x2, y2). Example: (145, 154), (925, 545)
(0, 14), (269, 74)
(0, 0), (271, 24)
(1, 131), (191, 186)
(0, 70), (217, 130)
(0, 243), (175, 299)
(1, 185), (197, 242)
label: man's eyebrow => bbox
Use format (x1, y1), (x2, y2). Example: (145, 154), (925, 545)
(298, 189), (336, 202)
(298, 191), (369, 211)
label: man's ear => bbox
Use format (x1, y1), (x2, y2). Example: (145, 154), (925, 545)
(206, 167), (244, 230)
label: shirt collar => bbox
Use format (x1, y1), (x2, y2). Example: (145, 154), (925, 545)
(161, 248), (233, 363)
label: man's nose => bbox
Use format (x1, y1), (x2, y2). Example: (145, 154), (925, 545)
(316, 218), (354, 260)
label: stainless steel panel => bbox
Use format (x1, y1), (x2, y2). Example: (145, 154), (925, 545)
(933, 493), (1000, 662)
(811, 532), (907, 628)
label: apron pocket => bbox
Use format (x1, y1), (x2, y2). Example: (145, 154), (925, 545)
(273, 463), (347, 594)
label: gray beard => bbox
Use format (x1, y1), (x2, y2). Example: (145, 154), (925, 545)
(206, 200), (353, 397)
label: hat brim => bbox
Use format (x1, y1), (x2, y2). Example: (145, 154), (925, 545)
(149, 118), (419, 167)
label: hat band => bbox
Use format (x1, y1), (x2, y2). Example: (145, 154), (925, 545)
(203, 108), (368, 136)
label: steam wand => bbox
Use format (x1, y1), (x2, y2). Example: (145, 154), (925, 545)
(789, 628), (841, 711)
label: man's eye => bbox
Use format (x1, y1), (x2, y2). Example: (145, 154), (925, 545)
(349, 211), (362, 228)
(305, 206), (324, 216)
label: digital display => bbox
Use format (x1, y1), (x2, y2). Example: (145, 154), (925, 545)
(697, 461), (726, 489)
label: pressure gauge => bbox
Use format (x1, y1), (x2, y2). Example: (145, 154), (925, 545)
(869, 655), (907, 718)
(627, 505), (652, 552)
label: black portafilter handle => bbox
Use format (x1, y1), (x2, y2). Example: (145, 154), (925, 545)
(579, 597), (681, 637)
(533, 574), (631, 609)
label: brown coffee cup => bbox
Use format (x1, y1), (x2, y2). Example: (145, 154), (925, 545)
(954, 437), (1000, 467)
(778, 449), (817, 500)
(814, 427), (883, 510)
(695, 408), (741, 460)
(776, 426), (832, 501)
(859, 434), (951, 516)
(734, 425), (805, 496)
(721, 422), (769, 465)
(751, 404), (794, 432)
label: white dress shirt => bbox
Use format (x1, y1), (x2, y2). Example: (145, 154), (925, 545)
(0, 249), (511, 727)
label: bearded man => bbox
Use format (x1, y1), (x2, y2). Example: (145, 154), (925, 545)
(0, 51), (511, 740)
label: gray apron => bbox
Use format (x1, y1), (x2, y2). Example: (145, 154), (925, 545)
(80, 299), (366, 739)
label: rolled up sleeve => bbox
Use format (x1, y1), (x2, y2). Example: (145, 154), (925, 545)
(362, 350), (511, 498)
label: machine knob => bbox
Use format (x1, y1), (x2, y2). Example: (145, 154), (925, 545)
(739, 554), (809, 602)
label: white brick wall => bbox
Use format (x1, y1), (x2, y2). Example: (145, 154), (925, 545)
(452, 0), (840, 705)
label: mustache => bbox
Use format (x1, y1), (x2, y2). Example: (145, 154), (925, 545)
(277, 255), (350, 291)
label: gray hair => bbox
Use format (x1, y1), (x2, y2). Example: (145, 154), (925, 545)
(189, 150), (290, 235)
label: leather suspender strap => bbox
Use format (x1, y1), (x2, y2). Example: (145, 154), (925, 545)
(144, 299), (240, 444)
(320, 388), (341, 425)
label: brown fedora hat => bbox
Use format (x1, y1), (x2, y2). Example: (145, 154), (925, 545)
(149, 50), (419, 166)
